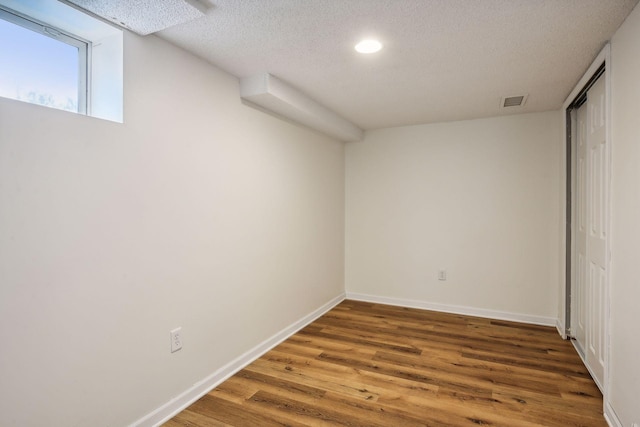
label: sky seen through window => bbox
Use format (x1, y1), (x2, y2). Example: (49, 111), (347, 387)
(0, 16), (79, 112)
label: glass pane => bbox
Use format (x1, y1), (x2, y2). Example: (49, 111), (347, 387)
(0, 17), (79, 112)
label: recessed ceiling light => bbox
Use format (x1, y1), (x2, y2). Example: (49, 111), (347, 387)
(355, 39), (382, 54)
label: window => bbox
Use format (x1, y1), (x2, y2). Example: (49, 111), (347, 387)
(0, 0), (123, 123)
(0, 6), (89, 114)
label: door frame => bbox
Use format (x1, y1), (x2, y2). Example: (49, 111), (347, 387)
(560, 44), (611, 394)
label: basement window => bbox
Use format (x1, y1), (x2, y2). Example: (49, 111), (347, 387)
(0, 7), (88, 113)
(0, 0), (123, 123)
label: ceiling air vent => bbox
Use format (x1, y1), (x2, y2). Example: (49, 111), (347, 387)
(500, 94), (528, 108)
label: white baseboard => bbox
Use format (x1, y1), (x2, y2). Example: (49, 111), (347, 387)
(131, 293), (346, 427)
(556, 318), (567, 339)
(346, 292), (556, 327)
(604, 401), (623, 427)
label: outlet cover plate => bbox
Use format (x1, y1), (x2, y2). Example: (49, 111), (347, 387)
(170, 327), (182, 353)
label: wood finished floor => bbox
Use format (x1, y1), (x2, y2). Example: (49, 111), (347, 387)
(164, 300), (605, 427)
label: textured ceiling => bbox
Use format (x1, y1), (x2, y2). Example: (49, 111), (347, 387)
(158, 0), (639, 130)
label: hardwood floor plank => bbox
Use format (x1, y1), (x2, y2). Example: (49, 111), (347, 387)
(190, 394), (309, 427)
(163, 301), (606, 427)
(316, 351), (494, 398)
(164, 408), (231, 427)
(247, 354), (384, 402)
(297, 327), (422, 355)
(234, 369), (326, 400)
(248, 389), (423, 427)
(371, 350), (561, 395)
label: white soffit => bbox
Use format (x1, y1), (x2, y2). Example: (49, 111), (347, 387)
(66, 0), (208, 35)
(240, 73), (364, 142)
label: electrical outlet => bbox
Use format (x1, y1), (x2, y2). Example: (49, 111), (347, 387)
(438, 269), (447, 281)
(170, 327), (182, 353)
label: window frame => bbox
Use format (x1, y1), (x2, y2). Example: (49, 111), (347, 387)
(0, 5), (91, 114)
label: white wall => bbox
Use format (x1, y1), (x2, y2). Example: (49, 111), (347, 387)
(346, 112), (561, 322)
(0, 32), (345, 426)
(609, 4), (640, 425)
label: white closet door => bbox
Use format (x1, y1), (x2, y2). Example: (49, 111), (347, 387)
(574, 103), (587, 355)
(585, 75), (607, 388)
